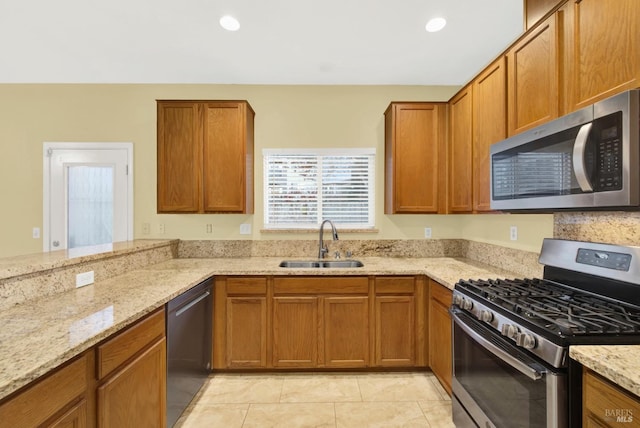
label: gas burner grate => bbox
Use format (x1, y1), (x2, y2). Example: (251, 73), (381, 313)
(457, 277), (640, 337)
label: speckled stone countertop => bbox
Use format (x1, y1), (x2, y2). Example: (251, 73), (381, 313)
(570, 346), (640, 397)
(0, 256), (518, 401)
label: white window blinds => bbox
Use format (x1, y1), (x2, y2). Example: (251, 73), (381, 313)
(263, 148), (375, 229)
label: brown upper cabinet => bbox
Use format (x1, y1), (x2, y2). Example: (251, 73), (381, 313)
(384, 102), (447, 214)
(157, 100), (254, 214)
(448, 57), (506, 213)
(447, 86), (474, 213)
(507, 12), (560, 136)
(510, 0), (640, 136)
(472, 57), (507, 212)
(446, 0), (639, 213)
(525, 0), (563, 30)
(564, 0), (640, 111)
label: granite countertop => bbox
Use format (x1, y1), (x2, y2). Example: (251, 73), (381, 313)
(570, 346), (640, 397)
(0, 255), (517, 401)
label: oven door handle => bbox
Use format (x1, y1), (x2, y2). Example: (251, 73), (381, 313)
(452, 311), (545, 381)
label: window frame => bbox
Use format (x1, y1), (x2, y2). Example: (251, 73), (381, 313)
(262, 147), (376, 230)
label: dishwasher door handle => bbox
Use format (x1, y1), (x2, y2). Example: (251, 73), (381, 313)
(174, 291), (211, 317)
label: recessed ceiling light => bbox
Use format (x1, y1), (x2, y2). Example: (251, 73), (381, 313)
(220, 15), (240, 31)
(425, 17), (446, 33)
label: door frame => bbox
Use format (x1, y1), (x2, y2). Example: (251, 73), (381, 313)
(42, 142), (134, 252)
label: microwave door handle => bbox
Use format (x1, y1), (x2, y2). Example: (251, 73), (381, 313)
(572, 122), (594, 192)
(452, 311), (544, 381)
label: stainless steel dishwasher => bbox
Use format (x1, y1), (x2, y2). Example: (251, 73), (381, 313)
(166, 277), (213, 427)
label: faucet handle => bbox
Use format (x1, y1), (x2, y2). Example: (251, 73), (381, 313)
(334, 251), (341, 259)
(346, 250), (353, 258)
(319, 244), (328, 258)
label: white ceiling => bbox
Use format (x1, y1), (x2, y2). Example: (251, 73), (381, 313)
(0, 0), (524, 85)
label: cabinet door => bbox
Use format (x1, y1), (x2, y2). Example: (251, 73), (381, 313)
(0, 353), (90, 428)
(47, 400), (87, 428)
(568, 0), (640, 110)
(323, 296), (369, 368)
(429, 281), (452, 395)
(272, 297), (318, 367)
(583, 369), (640, 427)
(385, 103), (445, 214)
(448, 86), (474, 213)
(226, 297), (267, 368)
(203, 101), (254, 213)
(507, 13), (559, 135)
(375, 296), (415, 366)
(157, 102), (203, 212)
(97, 338), (166, 428)
(473, 57), (506, 212)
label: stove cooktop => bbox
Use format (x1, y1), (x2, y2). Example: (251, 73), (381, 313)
(456, 277), (640, 339)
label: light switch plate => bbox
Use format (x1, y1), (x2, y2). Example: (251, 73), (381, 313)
(424, 227), (432, 239)
(76, 271), (94, 288)
(240, 223), (251, 235)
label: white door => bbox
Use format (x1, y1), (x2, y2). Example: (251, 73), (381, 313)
(43, 143), (133, 252)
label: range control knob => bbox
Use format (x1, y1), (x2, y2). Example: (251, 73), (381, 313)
(515, 333), (537, 350)
(501, 324), (519, 339)
(452, 294), (463, 307)
(461, 298), (474, 311)
(479, 310), (494, 323)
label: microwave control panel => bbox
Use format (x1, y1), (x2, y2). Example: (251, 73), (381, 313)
(594, 118), (623, 192)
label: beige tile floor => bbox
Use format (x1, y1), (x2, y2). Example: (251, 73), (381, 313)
(175, 371), (455, 428)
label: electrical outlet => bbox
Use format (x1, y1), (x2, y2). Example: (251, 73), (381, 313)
(510, 226), (518, 241)
(142, 223), (150, 235)
(424, 227), (432, 239)
(76, 271), (94, 288)
(206, 224), (213, 233)
(240, 223), (251, 235)
(158, 223), (165, 234)
(32, 227), (40, 239)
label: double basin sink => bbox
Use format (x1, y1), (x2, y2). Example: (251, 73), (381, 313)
(279, 260), (364, 268)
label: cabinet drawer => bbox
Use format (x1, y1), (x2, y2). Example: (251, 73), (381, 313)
(0, 352), (89, 427)
(584, 369), (640, 426)
(375, 277), (415, 294)
(97, 308), (165, 380)
(274, 277), (368, 295)
(227, 277), (267, 295)
(430, 281), (452, 307)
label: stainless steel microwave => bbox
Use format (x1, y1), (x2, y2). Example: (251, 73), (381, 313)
(490, 89), (640, 211)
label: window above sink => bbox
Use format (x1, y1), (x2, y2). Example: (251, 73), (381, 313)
(263, 148), (376, 230)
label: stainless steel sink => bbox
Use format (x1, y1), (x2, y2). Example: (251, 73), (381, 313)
(279, 260), (364, 268)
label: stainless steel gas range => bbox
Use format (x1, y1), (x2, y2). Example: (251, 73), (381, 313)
(451, 238), (640, 428)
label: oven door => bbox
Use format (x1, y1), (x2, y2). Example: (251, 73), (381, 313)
(451, 308), (567, 428)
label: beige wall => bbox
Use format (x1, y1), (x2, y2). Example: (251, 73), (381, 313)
(0, 84), (553, 258)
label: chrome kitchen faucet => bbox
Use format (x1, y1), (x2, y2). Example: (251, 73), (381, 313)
(317, 219), (339, 259)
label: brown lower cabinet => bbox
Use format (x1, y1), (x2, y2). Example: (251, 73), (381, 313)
(324, 296), (370, 367)
(429, 279), (453, 395)
(273, 296), (320, 367)
(213, 275), (428, 370)
(0, 307), (167, 428)
(224, 277), (268, 368)
(583, 369), (640, 427)
(0, 352), (93, 428)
